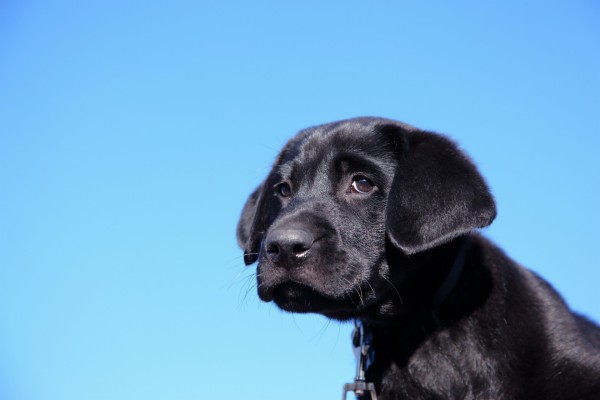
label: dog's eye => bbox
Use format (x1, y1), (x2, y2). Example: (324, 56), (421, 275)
(350, 177), (375, 194)
(277, 182), (292, 198)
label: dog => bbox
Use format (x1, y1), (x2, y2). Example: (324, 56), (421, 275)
(237, 117), (600, 399)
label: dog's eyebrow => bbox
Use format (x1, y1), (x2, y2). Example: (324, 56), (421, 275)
(337, 153), (379, 169)
(276, 160), (294, 180)
(334, 152), (392, 175)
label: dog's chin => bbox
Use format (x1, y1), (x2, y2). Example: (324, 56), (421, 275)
(264, 282), (358, 320)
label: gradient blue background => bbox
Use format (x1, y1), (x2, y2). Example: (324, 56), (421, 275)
(1, 1), (598, 399)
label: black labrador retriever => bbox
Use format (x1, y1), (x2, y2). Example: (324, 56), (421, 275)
(237, 117), (600, 399)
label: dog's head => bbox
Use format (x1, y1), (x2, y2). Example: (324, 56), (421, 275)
(237, 117), (496, 321)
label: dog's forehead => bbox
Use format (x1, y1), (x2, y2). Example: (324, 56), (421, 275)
(276, 122), (393, 177)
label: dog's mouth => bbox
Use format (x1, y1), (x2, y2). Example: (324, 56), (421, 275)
(260, 281), (366, 320)
(271, 282), (329, 313)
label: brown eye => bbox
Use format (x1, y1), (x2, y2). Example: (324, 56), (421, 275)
(277, 182), (292, 198)
(350, 177), (375, 194)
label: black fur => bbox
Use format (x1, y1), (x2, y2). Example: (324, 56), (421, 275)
(237, 117), (600, 399)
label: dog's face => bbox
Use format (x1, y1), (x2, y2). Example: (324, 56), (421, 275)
(237, 117), (496, 321)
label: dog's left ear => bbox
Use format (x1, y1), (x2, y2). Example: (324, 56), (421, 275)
(236, 133), (306, 265)
(385, 127), (496, 254)
(236, 183), (268, 265)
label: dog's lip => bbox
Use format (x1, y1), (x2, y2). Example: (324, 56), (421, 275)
(271, 281), (338, 313)
(258, 280), (317, 302)
(263, 281), (361, 319)
(258, 277), (334, 302)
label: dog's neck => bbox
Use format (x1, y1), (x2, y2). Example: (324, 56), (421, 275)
(347, 236), (477, 397)
(361, 235), (473, 328)
(355, 235), (495, 370)
(430, 235), (471, 311)
(344, 239), (473, 399)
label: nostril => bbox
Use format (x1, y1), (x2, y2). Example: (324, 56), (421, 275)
(267, 243), (280, 255)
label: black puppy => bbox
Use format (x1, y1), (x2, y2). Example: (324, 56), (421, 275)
(237, 117), (600, 399)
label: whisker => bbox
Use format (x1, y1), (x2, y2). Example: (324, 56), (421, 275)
(341, 276), (363, 305)
(221, 254), (254, 270)
(347, 264), (375, 303)
(310, 319), (332, 344)
(364, 279), (377, 298)
(239, 282), (257, 306)
(291, 313), (303, 333)
(381, 274), (403, 305)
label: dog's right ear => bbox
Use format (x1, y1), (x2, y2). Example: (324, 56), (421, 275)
(236, 183), (269, 265)
(384, 127), (496, 254)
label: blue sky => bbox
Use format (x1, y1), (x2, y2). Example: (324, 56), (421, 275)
(0, 1), (598, 399)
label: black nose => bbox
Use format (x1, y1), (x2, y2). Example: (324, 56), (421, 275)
(264, 227), (314, 265)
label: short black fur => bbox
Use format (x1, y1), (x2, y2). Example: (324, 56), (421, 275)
(237, 117), (600, 399)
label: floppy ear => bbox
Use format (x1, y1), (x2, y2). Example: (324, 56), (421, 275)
(236, 183), (269, 265)
(236, 132), (306, 265)
(385, 130), (496, 254)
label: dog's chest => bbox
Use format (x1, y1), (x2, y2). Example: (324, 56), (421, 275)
(370, 333), (509, 400)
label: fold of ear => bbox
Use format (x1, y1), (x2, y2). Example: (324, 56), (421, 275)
(236, 184), (268, 265)
(385, 131), (496, 254)
(236, 184), (262, 248)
